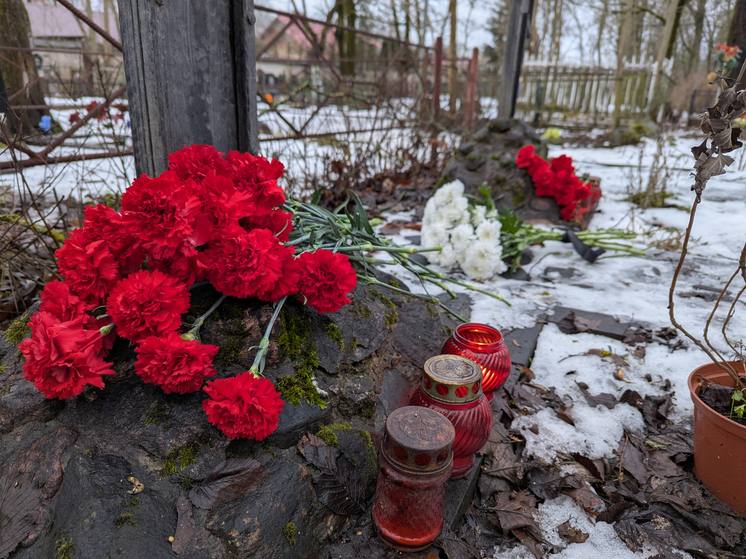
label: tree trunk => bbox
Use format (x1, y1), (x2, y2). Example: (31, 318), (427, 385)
(689, 0), (706, 73)
(728, 0), (746, 88)
(0, 0), (49, 138)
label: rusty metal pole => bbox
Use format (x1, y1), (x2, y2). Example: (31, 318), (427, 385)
(465, 47), (479, 129)
(430, 37), (443, 166)
(432, 37), (443, 122)
(448, 0), (457, 114)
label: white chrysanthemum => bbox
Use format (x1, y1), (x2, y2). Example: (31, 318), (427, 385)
(476, 219), (502, 244)
(438, 243), (459, 268)
(450, 223), (476, 252)
(471, 205), (487, 227)
(432, 180), (465, 206)
(422, 197), (440, 226)
(459, 239), (506, 279)
(486, 208), (498, 220)
(440, 196), (469, 227)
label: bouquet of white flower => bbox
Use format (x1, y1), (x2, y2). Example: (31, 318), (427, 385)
(421, 180), (644, 278)
(421, 181), (507, 280)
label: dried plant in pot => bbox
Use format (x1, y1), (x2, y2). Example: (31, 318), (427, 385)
(671, 63), (746, 515)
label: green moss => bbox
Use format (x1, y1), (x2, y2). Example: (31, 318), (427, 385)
(0, 365), (7, 374)
(490, 154), (501, 161)
(282, 522), (297, 546)
(389, 280), (400, 288)
(425, 302), (438, 318)
(629, 190), (673, 208)
(441, 325), (453, 338)
(512, 191), (526, 206)
(324, 322), (344, 351)
(358, 429), (378, 477)
(0, 385), (10, 397)
(55, 531), (75, 559)
(466, 153), (477, 161)
(113, 513), (136, 528)
(316, 425), (339, 446)
(214, 322), (249, 367)
(3, 310), (32, 345)
(143, 402), (171, 430)
(350, 336), (358, 350)
(353, 304), (372, 319)
(370, 290), (398, 328)
(276, 310), (326, 408)
(181, 477), (198, 491)
(277, 311), (313, 359)
(122, 496), (139, 507)
(162, 440), (201, 476)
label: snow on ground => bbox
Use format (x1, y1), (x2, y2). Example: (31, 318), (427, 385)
(377, 132), (745, 557)
(4, 114), (741, 557)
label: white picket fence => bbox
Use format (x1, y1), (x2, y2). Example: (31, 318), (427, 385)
(514, 55), (665, 127)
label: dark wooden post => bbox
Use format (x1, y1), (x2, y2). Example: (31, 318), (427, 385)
(465, 47), (479, 129)
(117, 0), (259, 177)
(432, 37), (443, 122)
(498, 0), (534, 118)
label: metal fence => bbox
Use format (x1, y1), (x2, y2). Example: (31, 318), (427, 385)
(514, 56), (656, 128)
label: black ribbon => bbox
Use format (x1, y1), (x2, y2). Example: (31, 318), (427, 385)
(561, 229), (605, 263)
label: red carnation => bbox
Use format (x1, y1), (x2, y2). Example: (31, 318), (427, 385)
(515, 145), (535, 168)
(56, 228), (121, 305)
(135, 333), (218, 394)
(148, 249), (206, 286)
(297, 250), (357, 314)
(532, 167), (556, 197)
(202, 372), (284, 440)
(198, 171), (255, 235)
(19, 313), (113, 399)
(39, 280), (92, 321)
(227, 152), (286, 215)
(107, 270), (190, 342)
(240, 208), (293, 242)
(201, 228), (291, 299)
(255, 247), (301, 302)
(121, 172), (210, 260)
(560, 203), (579, 221)
(84, 204), (145, 274)
(168, 144), (230, 180)
(550, 154), (575, 175)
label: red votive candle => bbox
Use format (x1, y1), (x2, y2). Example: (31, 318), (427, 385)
(372, 406), (455, 551)
(441, 322), (511, 399)
(409, 354), (492, 479)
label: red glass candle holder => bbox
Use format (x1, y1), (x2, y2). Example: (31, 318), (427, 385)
(442, 322), (511, 399)
(372, 406), (455, 551)
(409, 355), (492, 478)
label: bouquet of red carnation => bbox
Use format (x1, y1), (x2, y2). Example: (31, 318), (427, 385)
(515, 145), (601, 222)
(18, 144), (363, 442)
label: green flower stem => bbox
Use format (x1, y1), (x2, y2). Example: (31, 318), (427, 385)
(362, 277), (467, 322)
(79, 323), (116, 352)
(249, 295), (287, 377)
(184, 294), (227, 340)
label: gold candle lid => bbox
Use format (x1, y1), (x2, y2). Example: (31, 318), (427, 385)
(422, 354), (483, 404)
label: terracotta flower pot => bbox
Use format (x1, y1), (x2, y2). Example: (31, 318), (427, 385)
(688, 362), (746, 516)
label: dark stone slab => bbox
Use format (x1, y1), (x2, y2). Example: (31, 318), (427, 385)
(392, 298), (447, 369)
(504, 322), (544, 368)
(438, 292), (472, 335)
(444, 455), (483, 530)
(268, 400), (331, 449)
(548, 306), (631, 341)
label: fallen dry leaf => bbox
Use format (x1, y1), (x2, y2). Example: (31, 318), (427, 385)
(127, 476), (144, 494)
(513, 339), (522, 347)
(557, 520), (589, 543)
(614, 369), (634, 383)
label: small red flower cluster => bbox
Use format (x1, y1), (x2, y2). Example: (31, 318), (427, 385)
(515, 145), (601, 221)
(19, 145), (358, 441)
(715, 44), (741, 62)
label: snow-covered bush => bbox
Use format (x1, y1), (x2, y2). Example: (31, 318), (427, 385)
(421, 180), (506, 279)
